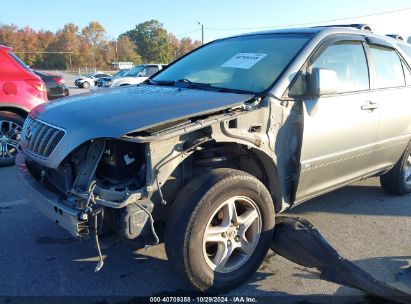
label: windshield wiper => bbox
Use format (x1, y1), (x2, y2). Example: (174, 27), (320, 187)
(148, 78), (216, 91)
(145, 79), (175, 86)
(175, 79), (222, 91)
(147, 78), (255, 95)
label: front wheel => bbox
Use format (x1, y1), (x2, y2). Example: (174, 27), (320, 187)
(0, 111), (24, 167)
(165, 168), (275, 292)
(380, 143), (411, 195)
(82, 81), (90, 88)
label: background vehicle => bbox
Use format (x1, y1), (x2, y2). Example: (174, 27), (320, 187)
(17, 24), (411, 292)
(34, 70), (69, 100)
(0, 45), (47, 166)
(95, 69), (130, 88)
(111, 62), (134, 69)
(110, 64), (166, 87)
(74, 72), (112, 88)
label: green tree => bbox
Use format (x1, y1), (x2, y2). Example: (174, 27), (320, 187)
(81, 21), (106, 67)
(0, 24), (24, 51)
(178, 37), (201, 58)
(52, 23), (81, 69)
(168, 33), (180, 59)
(124, 20), (173, 63)
(81, 21), (106, 46)
(19, 26), (40, 66)
(35, 30), (56, 68)
(116, 36), (141, 64)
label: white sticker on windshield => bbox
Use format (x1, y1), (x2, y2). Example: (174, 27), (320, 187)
(221, 53), (267, 69)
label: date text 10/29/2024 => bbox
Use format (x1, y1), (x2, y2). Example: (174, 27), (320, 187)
(149, 296), (257, 303)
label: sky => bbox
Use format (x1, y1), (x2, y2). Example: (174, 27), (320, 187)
(1, 0), (411, 43)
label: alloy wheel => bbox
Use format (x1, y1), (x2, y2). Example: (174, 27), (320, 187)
(0, 120), (21, 160)
(404, 154), (411, 186)
(202, 196), (262, 273)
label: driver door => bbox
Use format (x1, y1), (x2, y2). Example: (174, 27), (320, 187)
(294, 39), (380, 203)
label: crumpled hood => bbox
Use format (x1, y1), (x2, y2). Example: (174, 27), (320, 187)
(30, 84), (254, 168)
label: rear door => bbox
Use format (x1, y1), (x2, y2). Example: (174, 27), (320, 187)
(0, 49), (28, 106)
(366, 41), (411, 171)
(294, 38), (380, 202)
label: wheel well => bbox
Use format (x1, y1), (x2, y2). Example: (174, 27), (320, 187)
(0, 107), (28, 119)
(216, 142), (282, 213)
(164, 142), (283, 214)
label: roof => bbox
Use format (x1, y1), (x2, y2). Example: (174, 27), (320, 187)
(0, 45), (13, 51)
(223, 24), (407, 45)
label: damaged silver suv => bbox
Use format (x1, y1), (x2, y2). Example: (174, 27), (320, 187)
(16, 24), (411, 292)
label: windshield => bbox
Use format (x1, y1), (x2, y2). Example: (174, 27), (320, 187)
(152, 34), (311, 93)
(123, 65), (145, 77)
(114, 69), (129, 78)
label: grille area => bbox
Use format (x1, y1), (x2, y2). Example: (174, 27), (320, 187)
(22, 116), (65, 158)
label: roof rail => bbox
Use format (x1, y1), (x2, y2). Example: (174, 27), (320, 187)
(386, 34), (404, 41)
(313, 24), (372, 32)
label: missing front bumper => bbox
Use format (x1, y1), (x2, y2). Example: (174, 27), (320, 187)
(16, 153), (88, 237)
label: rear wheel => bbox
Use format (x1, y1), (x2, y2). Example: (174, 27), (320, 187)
(0, 111), (24, 167)
(165, 168), (275, 292)
(380, 143), (411, 195)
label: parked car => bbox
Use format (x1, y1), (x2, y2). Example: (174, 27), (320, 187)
(109, 64), (166, 87)
(74, 72), (112, 88)
(94, 69), (130, 88)
(0, 45), (47, 166)
(17, 24), (411, 292)
(34, 70), (69, 100)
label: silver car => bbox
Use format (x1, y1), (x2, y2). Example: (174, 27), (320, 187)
(16, 24), (411, 292)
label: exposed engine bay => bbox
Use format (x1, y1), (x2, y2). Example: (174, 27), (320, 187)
(25, 139), (151, 240)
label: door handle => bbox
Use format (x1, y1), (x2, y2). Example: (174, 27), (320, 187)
(361, 101), (379, 111)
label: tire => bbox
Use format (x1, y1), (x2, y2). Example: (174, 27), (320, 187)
(380, 142), (411, 195)
(165, 168), (275, 292)
(0, 111), (24, 167)
(82, 81), (90, 89)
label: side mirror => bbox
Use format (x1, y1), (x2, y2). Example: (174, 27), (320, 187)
(310, 68), (338, 96)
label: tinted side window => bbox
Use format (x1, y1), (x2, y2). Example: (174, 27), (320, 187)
(145, 66), (159, 77)
(311, 42), (369, 93)
(369, 46), (405, 89)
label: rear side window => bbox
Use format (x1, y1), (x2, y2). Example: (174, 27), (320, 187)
(369, 45), (405, 89)
(143, 66), (159, 77)
(311, 41), (369, 93)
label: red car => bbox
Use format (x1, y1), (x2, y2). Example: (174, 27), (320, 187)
(0, 45), (48, 166)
